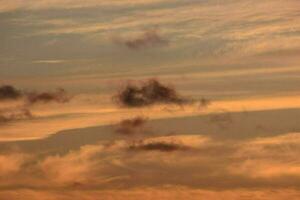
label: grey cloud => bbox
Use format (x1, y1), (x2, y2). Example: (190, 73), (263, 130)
(128, 140), (190, 152)
(0, 85), (22, 101)
(115, 116), (148, 135)
(113, 79), (190, 107)
(25, 88), (71, 105)
(114, 29), (169, 50)
(0, 85), (72, 105)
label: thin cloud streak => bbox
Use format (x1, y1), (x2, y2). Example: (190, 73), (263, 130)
(0, 0), (169, 13)
(25, 88), (71, 105)
(128, 140), (190, 152)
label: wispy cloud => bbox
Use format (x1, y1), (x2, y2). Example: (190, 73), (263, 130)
(1, 133), (300, 193)
(0, 0), (168, 13)
(115, 116), (148, 135)
(32, 60), (67, 64)
(0, 107), (32, 124)
(25, 88), (71, 105)
(229, 132), (300, 178)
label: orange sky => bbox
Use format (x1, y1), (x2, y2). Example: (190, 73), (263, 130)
(0, 0), (300, 199)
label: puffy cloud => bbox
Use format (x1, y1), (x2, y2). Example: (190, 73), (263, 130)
(114, 79), (190, 107)
(1, 133), (300, 195)
(0, 85), (72, 127)
(0, 85), (72, 105)
(38, 144), (103, 185)
(0, 85), (22, 101)
(0, 153), (28, 176)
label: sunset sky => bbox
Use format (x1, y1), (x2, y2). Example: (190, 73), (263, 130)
(1, 0), (300, 199)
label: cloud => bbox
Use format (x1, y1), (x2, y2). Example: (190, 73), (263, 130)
(229, 132), (300, 178)
(0, 85), (22, 101)
(1, 133), (300, 193)
(115, 116), (148, 135)
(0, 85), (72, 105)
(0, 153), (28, 176)
(0, 0), (166, 13)
(114, 29), (169, 50)
(128, 140), (189, 152)
(125, 135), (202, 152)
(0, 107), (32, 124)
(0, 188), (300, 200)
(0, 85), (72, 126)
(114, 79), (190, 107)
(199, 98), (212, 108)
(39, 144), (102, 185)
(25, 88), (72, 105)
(32, 59), (67, 64)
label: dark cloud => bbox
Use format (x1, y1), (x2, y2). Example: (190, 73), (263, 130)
(0, 107), (32, 124)
(115, 116), (148, 135)
(0, 85), (22, 101)
(114, 29), (169, 50)
(114, 79), (190, 107)
(199, 98), (211, 108)
(25, 88), (71, 105)
(128, 140), (189, 152)
(0, 86), (71, 124)
(0, 85), (72, 105)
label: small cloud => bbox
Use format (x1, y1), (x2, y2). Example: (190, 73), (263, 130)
(0, 85), (72, 105)
(0, 85), (72, 125)
(25, 88), (72, 105)
(128, 140), (190, 152)
(114, 29), (169, 50)
(115, 116), (148, 135)
(114, 79), (190, 107)
(199, 98), (212, 108)
(0, 107), (33, 124)
(0, 85), (23, 101)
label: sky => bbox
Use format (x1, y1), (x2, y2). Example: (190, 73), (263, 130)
(0, 0), (300, 199)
